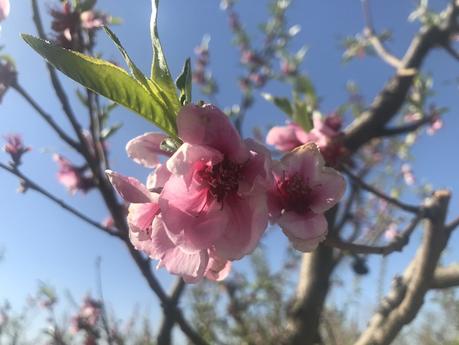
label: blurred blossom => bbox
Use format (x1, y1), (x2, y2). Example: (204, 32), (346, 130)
(80, 11), (109, 30)
(3, 134), (30, 166)
(0, 0), (9, 22)
(384, 222), (399, 241)
(401, 163), (415, 186)
(53, 154), (94, 194)
(49, 1), (80, 50)
(427, 114), (443, 136)
(70, 296), (102, 336)
(0, 59), (16, 103)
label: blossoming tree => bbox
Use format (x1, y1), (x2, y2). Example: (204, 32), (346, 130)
(2, 0), (459, 344)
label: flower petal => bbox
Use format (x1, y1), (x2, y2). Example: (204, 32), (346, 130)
(0, 0), (10, 22)
(105, 170), (151, 203)
(126, 132), (171, 168)
(177, 104), (249, 162)
(266, 123), (303, 151)
(159, 247), (209, 283)
(205, 256), (232, 281)
(310, 167), (346, 213)
(277, 212), (328, 252)
(281, 143), (324, 182)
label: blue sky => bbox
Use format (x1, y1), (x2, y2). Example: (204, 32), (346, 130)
(1, 0), (459, 335)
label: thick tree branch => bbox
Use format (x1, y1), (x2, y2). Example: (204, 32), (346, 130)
(430, 264), (459, 289)
(344, 2), (457, 152)
(355, 190), (451, 345)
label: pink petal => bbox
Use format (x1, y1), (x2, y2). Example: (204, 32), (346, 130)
(126, 132), (171, 168)
(0, 0), (10, 22)
(310, 167), (346, 214)
(281, 143), (324, 183)
(177, 104), (249, 163)
(239, 139), (273, 195)
(146, 164), (171, 190)
(127, 201), (159, 232)
(205, 256), (232, 281)
(214, 193), (268, 260)
(277, 212), (328, 252)
(159, 247), (209, 283)
(105, 170), (151, 203)
(266, 123), (303, 151)
(160, 176), (226, 252)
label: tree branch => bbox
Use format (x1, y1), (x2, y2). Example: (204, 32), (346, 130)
(376, 114), (438, 137)
(343, 166), (421, 214)
(0, 162), (118, 239)
(324, 211), (424, 256)
(12, 83), (81, 152)
(343, 2), (457, 152)
(355, 190), (451, 345)
(430, 264), (459, 289)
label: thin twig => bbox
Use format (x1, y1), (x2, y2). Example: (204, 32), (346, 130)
(377, 114), (438, 137)
(12, 83), (81, 152)
(361, 0), (403, 70)
(0, 162), (118, 238)
(325, 211), (424, 256)
(342, 166), (421, 214)
(95, 257), (114, 345)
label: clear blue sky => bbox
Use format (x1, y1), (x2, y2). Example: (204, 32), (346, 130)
(1, 0), (459, 333)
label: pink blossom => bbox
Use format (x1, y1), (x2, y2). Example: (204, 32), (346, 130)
(3, 134), (30, 165)
(384, 223), (399, 241)
(0, 0), (10, 22)
(266, 113), (346, 165)
(268, 143), (345, 252)
(401, 163), (415, 186)
(125, 132), (171, 168)
(107, 104), (272, 282)
(53, 154), (94, 194)
(70, 296), (101, 334)
(80, 11), (109, 30)
(426, 115), (443, 136)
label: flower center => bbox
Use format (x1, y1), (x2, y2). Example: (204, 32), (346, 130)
(201, 158), (243, 203)
(278, 172), (313, 214)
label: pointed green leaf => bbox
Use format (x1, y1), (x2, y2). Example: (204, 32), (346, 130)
(150, 0), (178, 109)
(261, 93), (293, 116)
(175, 58), (192, 105)
(103, 26), (151, 90)
(22, 34), (177, 137)
(292, 99), (313, 132)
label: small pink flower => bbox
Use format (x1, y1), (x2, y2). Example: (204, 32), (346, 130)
(427, 115), (443, 136)
(266, 113), (346, 166)
(268, 143), (345, 252)
(53, 154), (94, 194)
(80, 11), (109, 30)
(0, 0), (10, 22)
(70, 296), (101, 334)
(384, 223), (399, 241)
(401, 163), (415, 186)
(3, 134), (30, 165)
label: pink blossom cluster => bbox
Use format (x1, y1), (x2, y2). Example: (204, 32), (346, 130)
(53, 154), (95, 194)
(49, 1), (110, 51)
(70, 296), (102, 344)
(107, 104), (345, 283)
(266, 112), (347, 166)
(2, 134), (30, 166)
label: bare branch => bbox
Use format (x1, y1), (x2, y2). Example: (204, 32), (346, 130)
(325, 211), (424, 256)
(355, 190), (451, 345)
(342, 166), (421, 214)
(0, 162), (118, 238)
(377, 114), (438, 137)
(431, 264), (459, 289)
(446, 216), (459, 233)
(12, 83), (81, 152)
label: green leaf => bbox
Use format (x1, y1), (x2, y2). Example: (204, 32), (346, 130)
(292, 99), (313, 132)
(150, 0), (179, 111)
(22, 34), (178, 137)
(261, 93), (293, 116)
(175, 58), (192, 105)
(103, 26), (151, 90)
